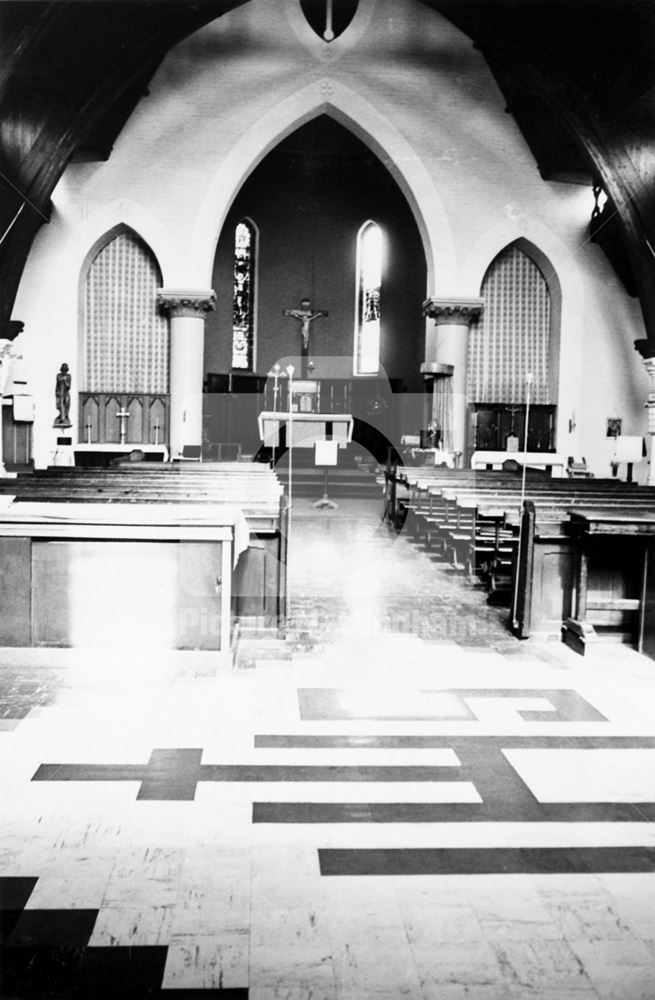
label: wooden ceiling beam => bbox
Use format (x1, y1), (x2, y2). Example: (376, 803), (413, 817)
(0, 0), (245, 327)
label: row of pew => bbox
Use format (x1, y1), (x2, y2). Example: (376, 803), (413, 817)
(0, 462), (288, 627)
(385, 464), (655, 658)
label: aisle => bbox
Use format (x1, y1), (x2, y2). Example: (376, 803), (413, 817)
(287, 497), (514, 651)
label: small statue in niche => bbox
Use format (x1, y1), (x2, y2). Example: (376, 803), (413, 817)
(54, 363), (72, 427)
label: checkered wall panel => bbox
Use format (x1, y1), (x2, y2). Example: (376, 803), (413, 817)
(468, 245), (551, 404)
(84, 232), (169, 393)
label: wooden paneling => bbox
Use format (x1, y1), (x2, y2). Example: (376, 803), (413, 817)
(0, 537), (31, 645)
(30, 538), (226, 650)
(2, 406), (32, 469)
(79, 392), (169, 447)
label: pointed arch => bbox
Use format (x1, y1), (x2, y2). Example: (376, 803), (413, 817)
(81, 224), (168, 394)
(186, 80), (455, 294)
(460, 219), (584, 420)
(468, 240), (557, 405)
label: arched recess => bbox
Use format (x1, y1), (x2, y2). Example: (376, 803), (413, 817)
(187, 80), (456, 295)
(459, 218), (584, 445)
(283, 0), (377, 62)
(468, 238), (561, 407)
(78, 224), (169, 447)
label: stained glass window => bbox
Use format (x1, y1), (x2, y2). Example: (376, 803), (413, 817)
(467, 243), (552, 404)
(232, 220), (256, 371)
(354, 221), (382, 375)
(84, 229), (168, 393)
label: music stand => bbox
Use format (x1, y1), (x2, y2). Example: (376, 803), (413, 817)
(313, 439), (338, 509)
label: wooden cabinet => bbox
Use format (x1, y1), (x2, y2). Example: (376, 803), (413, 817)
(469, 403), (556, 457)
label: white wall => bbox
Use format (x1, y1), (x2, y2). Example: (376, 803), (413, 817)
(11, 0), (648, 474)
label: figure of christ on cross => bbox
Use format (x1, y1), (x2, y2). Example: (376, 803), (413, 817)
(283, 297), (328, 376)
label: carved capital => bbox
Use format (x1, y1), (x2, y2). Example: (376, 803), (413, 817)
(157, 289), (216, 318)
(423, 297), (484, 327)
(420, 362), (454, 378)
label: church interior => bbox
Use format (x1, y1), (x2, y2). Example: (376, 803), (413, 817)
(2, 0), (655, 996)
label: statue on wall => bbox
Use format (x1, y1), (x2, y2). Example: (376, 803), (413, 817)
(54, 363), (72, 427)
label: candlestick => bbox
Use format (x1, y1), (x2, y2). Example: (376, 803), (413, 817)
(271, 363), (281, 413)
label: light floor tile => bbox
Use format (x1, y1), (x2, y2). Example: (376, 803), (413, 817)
(504, 748), (655, 802)
(161, 931), (249, 989)
(88, 902), (175, 946)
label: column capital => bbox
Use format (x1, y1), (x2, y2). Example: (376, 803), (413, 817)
(423, 297), (484, 326)
(157, 289), (216, 318)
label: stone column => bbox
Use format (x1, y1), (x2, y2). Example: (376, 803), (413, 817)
(422, 297), (484, 461)
(157, 289), (215, 457)
(643, 357), (655, 485)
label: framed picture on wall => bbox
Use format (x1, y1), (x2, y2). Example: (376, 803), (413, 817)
(606, 418), (622, 437)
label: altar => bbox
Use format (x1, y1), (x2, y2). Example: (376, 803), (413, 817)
(258, 411), (354, 449)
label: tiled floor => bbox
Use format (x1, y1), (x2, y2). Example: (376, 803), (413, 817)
(2, 498), (655, 997)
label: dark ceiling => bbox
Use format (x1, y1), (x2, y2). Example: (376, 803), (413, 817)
(1, 0), (654, 352)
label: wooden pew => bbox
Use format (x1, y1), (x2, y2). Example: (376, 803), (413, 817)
(513, 493), (655, 645)
(0, 463), (289, 646)
(562, 508), (655, 656)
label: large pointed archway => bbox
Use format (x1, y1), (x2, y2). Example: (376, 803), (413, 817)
(203, 115), (427, 461)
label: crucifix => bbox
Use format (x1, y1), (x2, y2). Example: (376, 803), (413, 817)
(283, 298), (328, 377)
(116, 407), (130, 445)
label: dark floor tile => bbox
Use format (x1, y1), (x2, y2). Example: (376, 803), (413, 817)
(137, 780), (198, 801)
(0, 876), (38, 911)
(203, 764), (468, 782)
(159, 991), (248, 998)
(73, 945), (168, 998)
(7, 909), (98, 950)
(254, 801), (649, 824)
(297, 688), (476, 721)
(318, 846), (655, 876)
(0, 945), (85, 998)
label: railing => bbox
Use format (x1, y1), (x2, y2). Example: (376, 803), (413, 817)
(78, 392), (169, 445)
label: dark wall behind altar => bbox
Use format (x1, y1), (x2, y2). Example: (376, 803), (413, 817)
(203, 116), (427, 391)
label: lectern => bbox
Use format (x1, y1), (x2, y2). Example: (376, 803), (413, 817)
(313, 439), (339, 509)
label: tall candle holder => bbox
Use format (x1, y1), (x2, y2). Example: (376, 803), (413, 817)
(271, 363), (281, 413)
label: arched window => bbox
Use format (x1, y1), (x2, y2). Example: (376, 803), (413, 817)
(84, 228), (168, 393)
(468, 243), (552, 404)
(232, 219), (256, 371)
(300, 0), (359, 41)
(354, 220), (382, 375)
